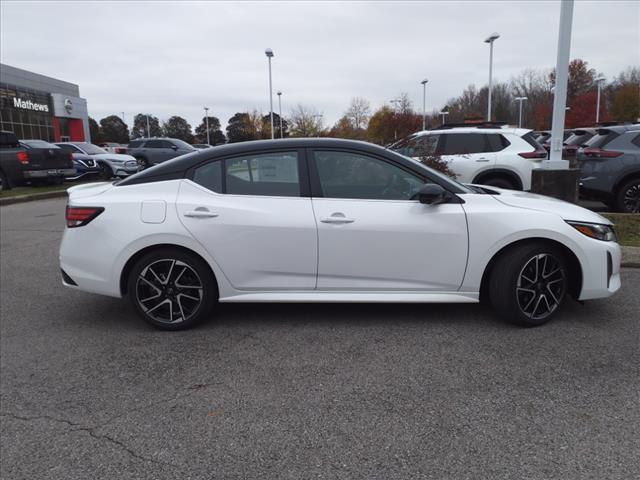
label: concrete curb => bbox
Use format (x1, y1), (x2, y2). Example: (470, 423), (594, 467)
(0, 190), (68, 206)
(621, 246), (640, 269)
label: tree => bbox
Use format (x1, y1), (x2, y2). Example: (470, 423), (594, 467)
(194, 116), (226, 145)
(99, 115), (129, 144)
(262, 113), (289, 139)
(288, 104), (324, 137)
(366, 106), (396, 145)
(162, 116), (194, 143)
(610, 83), (639, 122)
(328, 115), (364, 139)
(550, 59), (597, 101)
(88, 117), (102, 144)
(131, 114), (162, 138)
(226, 112), (261, 143)
(345, 97), (371, 130)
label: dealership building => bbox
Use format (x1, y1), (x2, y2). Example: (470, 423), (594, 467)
(0, 63), (90, 142)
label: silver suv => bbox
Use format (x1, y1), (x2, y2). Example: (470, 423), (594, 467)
(127, 138), (196, 168)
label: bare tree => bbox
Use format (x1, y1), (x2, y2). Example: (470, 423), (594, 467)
(289, 104), (324, 137)
(345, 97), (371, 130)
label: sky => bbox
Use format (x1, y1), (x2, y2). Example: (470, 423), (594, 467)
(1, 0), (638, 131)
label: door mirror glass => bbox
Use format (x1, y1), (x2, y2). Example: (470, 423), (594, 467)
(171, 145), (178, 150)
(416, 183), (449, 204)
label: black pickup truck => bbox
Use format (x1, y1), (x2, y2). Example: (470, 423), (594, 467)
(0, 131), (75, 190)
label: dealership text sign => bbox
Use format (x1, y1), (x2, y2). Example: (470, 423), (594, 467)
(13, 97), (50, 112)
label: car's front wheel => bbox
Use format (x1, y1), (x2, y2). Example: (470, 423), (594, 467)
(99, 162), (113, 180)
(127, 248), (217, 330)
(615, 178), (640, 213)
(489, 242), (568, 327)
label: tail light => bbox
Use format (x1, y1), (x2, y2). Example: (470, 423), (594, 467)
(519, 149), (548, 159)
(582, 147), (623, 158)
(115, 147), (127, 154)
(66, 206), (104, 228)
(17, 151), (29, 164)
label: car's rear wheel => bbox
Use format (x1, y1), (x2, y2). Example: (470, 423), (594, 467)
(489, 242), (568, 327)
(127, 249), (217, 330)
(137, 157), (150, 169)
(615, 178), (640, 213)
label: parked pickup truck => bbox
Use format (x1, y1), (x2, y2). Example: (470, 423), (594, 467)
(0, 131), (75, 190)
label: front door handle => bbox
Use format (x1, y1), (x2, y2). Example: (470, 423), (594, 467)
(320, 212), (355, 224)
(184, 207), (218, 218)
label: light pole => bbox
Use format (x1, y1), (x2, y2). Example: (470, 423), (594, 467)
(203, 107), (210, 145)
(146, 115), (151, 138)
(390, 99), (400, 140)
(313, 114), (323, 137)
(277, 91), (283, 138)
(265, 48), (275, 140)
(595, 76), (605, 124)
(121, 112), (125, 124)
(421, 79), (428, 131)
(484, 32), (500, 121)
(440, 110), (449, 125)
(514, 96), (528, 128)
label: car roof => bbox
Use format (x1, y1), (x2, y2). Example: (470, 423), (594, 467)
(414, 127), (530, 136)
(597, 124), (640, 133)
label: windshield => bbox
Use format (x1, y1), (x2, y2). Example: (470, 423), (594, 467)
(390, 150), (474, 194)
(21, 140), (58, 148)
(74, 142), (108, 154)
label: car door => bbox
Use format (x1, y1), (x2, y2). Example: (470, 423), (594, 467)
(439, 133), (496, 183)
(177, 149), (318, 290)
(309, 149), (468, 291)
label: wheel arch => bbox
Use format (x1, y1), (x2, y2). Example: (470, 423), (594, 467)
(472, 168), (523, 190)
(479, 237), (583, 302)
(119, 243), (219, 296)
(613, 170), (640, 194)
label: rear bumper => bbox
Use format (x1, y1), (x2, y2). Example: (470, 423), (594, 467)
(24, 168), (76, 179)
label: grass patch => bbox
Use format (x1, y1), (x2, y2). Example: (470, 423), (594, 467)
(603, 214), (640, 247)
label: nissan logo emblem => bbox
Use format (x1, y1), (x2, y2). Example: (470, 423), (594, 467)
(64, 98), (73, 114)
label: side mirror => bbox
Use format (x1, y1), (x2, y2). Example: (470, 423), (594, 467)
(171, 145), (178, 150)
(417, 184), (449, 205)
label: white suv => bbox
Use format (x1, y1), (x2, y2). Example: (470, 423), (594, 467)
(391, 124), (548, 190)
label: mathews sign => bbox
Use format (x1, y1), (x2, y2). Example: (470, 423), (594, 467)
(13, 97), (50, 112)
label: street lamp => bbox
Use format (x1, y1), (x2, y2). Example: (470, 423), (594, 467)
(390, 99), (400, 140)
(203, 106), (210, 145)
(313, 114), (323, 137)
(484, 32), (500, 121)
(121, 112), (125, 124)
(595, 75), (605, 124)
(265, 48), (275, 140)
(439, 110), (449, 125)
(146, 115), (151, 138)
(421, 79), (428, 131)
(277, 91), (283, 138)
(514, 96), (528, 128)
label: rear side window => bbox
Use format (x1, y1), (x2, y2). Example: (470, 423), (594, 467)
(439, 133), (486, 155)
(146, 140), (173, 148)
(584, 130), (620, 149)
(225, 152), (300, 197)
(631, 134), (640, 148)
(128, 140), (143, 148)
(0, 132), (20, 148)
(193, 161), (222, 193)
(485, 134), (510, 152)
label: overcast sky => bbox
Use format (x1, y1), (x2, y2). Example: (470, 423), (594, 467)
(1, 1), (638, 131)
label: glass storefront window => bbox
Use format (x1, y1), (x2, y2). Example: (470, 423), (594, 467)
(0, 82), (55, 141)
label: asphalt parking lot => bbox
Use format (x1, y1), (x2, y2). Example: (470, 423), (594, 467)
(1, 198), (638, 480)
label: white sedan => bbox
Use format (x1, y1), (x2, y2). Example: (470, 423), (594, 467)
(59, 138), (621, 330)
(55, 142), (139, 178)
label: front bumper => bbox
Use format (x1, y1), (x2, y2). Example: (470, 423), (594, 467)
(24, 168), (76, 179)
(578, 241), (621, 300)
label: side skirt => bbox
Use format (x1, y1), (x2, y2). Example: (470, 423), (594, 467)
(219, 291), (480, 303)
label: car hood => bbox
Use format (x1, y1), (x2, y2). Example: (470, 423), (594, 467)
(92, 153), (136, 161)
(482, 187), (612, 225)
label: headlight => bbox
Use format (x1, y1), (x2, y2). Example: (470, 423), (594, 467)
(125, 160), (137, 168)
(566, 221), (617, 242)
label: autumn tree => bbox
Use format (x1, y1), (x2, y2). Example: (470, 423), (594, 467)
(289, 104), (324, 137)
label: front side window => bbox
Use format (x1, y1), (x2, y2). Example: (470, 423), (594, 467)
(313, 150), (425, 200)
(440, 133), (487, 155)
(128, 140), (143, 148)
(226, 152), (300, 197)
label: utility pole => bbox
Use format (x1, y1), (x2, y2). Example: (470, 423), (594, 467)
(265, 48), (275, 140)
(204, 106), (210, 145)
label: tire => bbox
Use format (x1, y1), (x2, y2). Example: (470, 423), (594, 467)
(0, 170), (9, 191)
(489, 242), (568, 327)
(99, 162), (113, 180)
(481, 176), (518, 190)
(614, 178), (640, 213)
(137, 157), (150, 170)
(127, 248), (217, 330)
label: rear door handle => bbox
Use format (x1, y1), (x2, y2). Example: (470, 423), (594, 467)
(475, 158), (490, 162)
(184, 208), (218, 218)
